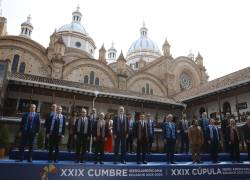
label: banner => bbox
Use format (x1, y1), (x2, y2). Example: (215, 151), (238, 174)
(0, 160), (250, 180)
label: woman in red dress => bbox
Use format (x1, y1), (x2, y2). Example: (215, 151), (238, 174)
(104, 113), (113, 153)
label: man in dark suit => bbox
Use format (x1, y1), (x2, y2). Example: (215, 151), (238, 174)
(44, 104), (57, 150)
(74, 108), (91, 163)
(221, 112), (230, 152)
(163, 114), (177, 164)
(46, 106), (65, 163)
(199, 112), (209, 152)
(93, 112), (108, 164)
(126, 113), (135, 153)
(206, 118), (221, 163)
(89, 108), (97, 153)
(135, 114), (149, 164)
(243, 116), (250, 161)
(113, 106), (129, 164)
(178, 114), (189, 154)
(17, 104), (40, 162)
(146, 113), (155, 154)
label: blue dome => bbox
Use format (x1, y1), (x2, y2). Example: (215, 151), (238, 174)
(127, 22), (161, 57)
(58, 22), (87, 34)
(128, 36), (160, 54)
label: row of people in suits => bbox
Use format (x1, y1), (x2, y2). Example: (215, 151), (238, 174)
(16, 104), (250, 164)
(174, 113), (250, 163)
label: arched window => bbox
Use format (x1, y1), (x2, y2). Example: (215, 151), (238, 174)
(90, 71), (95, 85)
(84, 75), (89, 84)
(146, 83), (149, 94)
(95, 77), (100, 86)
(135, 62), (139, 68)
(19, 62), (26, 73)
(150, 88), (153, 95)
(199, 107), (206, 117)
(223, 102), (231, 114)
(11, 54), (20, 72)
(142, 87), (145, 94)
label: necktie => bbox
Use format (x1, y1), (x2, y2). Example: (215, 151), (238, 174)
(120, 114), (123, 123)
(81, 118), (84, 131)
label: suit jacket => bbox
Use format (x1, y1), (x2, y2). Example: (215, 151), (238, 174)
(199, 117), (209, 132)
(188, 125), (204, 145)
(225, 126), (240, 144)
(45, 112), (56, 134)
(93, 120), (108, 140)
(46, 114), (66, 136)
(113, 114), (129, 137)
(206, 125), (221, 143)
(221, 118), (229, 135)
(163, 122), (177, 140)
(134, 120), (149, 141)
(74, 116), (91, 137)
(148, 119), (155, 138)
(243, 123), (250, 143)
(128, 119), (135, 136)
(89, 113), (97, 136)
(19, 112), (40, 135)
(178, 119), (189, 135)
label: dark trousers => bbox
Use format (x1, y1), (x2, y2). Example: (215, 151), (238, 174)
(44, 135), (49, 150)
(210, 141), (219, 162)
(126, 134), (133, 153)
(148, 136), (154, 153)
(75, 135), (88, 161)
(230, 142), (240, 162)
(19, 132), (35, 160)
(89, 135), (95, 153)
(95, 138), (105, 162)
(67, 134), (75, 152)
(137, 138), (148, 162)
(114, 135), (126, 162)
(202, 132), (208, 153)
(222, 134), (229, 152)
(165, 138), (176, 162)
(247, 143), (250, 161)
(180, 133), (189, 153)
(48, 135), (61, 161)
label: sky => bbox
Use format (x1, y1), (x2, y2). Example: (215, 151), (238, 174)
(1, 0), (250, 80)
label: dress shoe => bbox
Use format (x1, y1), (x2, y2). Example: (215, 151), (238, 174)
(94, 161), (98, 164)
(121, 161), (126, 164)
(137, 161), (141, 164)
(143, 161), (148, 164)
(80, 160), (84, 164)
(113, 161), (118, 164)
(28, 159), (32, 163)
(54, 160), (58, 163)
(170, 161), (176, 164)
(100, 161), (104, 164)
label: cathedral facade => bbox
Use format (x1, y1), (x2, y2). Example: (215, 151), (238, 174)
(0, 6), (241, 122)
